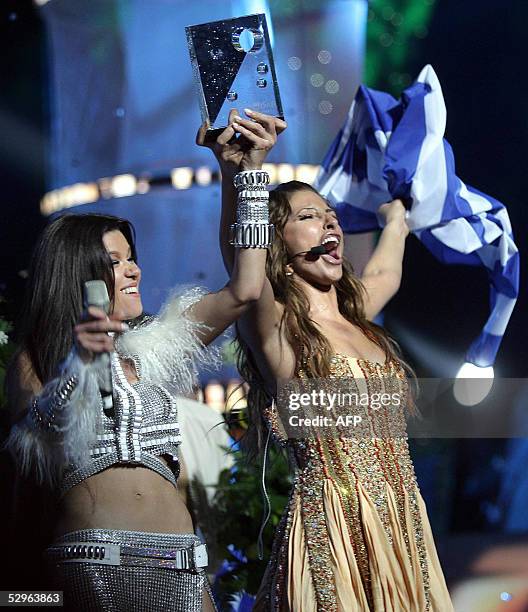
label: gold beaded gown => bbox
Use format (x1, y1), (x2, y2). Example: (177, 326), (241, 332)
(254, 355), (454, 612)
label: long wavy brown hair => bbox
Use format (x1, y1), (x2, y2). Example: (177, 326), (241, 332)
(235, 181), (416, 459)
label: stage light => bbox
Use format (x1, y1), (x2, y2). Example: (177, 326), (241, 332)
(195, 166), (212, 186)
(310, 73), (325, 88)
(262, 163), (278, 184)
(296, 164), (319, 184)
(277, 164), (295, 183)
(317, 50), (332, 64)
(39, 164), (322, 214)
(136, 178), (150, 194)
(171, 167), (193, 190)
(58, 187), (72, 209)
(110, 174), (137, 198)
(319, 100), (334, 115)
(325, 80), (340, 95)
(98, 177), (113, 199)
(63, 184), (86, 208)
(453, 362), (494, 406)
(39, 182), (99, 215)
(74, 183), (98, 205)
(40, 191), (59, 215)
(287, 56), (302, 71)
(204, 381), (225, 413)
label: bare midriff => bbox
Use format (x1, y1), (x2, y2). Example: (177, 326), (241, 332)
(52, 358), (191, 539)
(54, 459), (191, 539)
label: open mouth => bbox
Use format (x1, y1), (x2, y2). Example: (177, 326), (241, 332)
(321, 234), (342, 262)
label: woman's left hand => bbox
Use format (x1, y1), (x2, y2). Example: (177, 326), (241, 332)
(196, 109), (287, 177)
(377, 199), (410, 234)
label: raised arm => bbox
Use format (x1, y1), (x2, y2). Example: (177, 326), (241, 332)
(192, 110), (288, 353)
(361, 199), (410, 320)
(185, 225), (269, 346)
(197, 109), (286, 272)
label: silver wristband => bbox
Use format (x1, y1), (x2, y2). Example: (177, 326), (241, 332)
(230, 223), (275, 248)
(233, 170), (270, 189)
(30, 374), (80, 433)
(237, 189), (269, 201)
(230, 170), (273, 248)
(236, 200), (270, 223)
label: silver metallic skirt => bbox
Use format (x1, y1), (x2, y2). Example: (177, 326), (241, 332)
(45, 529), (215, 611)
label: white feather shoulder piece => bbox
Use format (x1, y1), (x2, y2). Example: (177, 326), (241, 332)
(117, 286), (222, 392)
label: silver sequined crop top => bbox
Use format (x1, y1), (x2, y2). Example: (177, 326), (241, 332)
(7, 287), (221, 493)
(59, 352), (182, 496)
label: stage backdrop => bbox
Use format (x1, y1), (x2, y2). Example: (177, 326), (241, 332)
(39, 0), (367, 378)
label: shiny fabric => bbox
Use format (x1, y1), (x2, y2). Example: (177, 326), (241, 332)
(255, 355), (454, 612)
(60, 352), (181, 496)
(7, 287), (220, 491)
(46, 529), (215, 612)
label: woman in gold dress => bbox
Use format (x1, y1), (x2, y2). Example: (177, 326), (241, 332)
(200, 110), (454, 611)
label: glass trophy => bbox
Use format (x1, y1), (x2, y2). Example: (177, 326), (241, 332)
(186, 13), (284, 133)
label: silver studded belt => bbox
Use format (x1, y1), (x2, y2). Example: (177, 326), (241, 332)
(46, 541), (208, 571)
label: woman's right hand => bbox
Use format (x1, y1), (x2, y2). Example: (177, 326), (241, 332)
(196, 108), (287, 178)
(74, 306), (127, 363)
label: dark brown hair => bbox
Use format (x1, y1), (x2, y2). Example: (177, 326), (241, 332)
(18, 213), (137, 384)
(235, 181), (415, 458)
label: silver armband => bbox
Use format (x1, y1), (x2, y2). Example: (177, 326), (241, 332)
(233, 170), (270, 189)
(230, 170), (274, 248)
(30, 374), (80, 433)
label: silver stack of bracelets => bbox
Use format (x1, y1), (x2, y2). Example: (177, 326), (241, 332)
(229, 169), (274, 248)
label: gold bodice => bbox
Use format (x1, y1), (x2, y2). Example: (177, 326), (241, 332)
(266, 353), (411, 456)
(261, 355), (432, 611)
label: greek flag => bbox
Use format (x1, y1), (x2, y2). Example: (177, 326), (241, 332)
(315, 65), (519, 369)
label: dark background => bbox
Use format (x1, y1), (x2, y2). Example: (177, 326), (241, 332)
(1, 0), (524, 374)
(0, 0), (526, 592)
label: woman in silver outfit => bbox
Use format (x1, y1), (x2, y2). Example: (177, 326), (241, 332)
(6, 114), (284, 611)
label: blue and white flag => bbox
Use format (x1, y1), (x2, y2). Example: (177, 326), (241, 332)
(315, 65), (519, 368)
